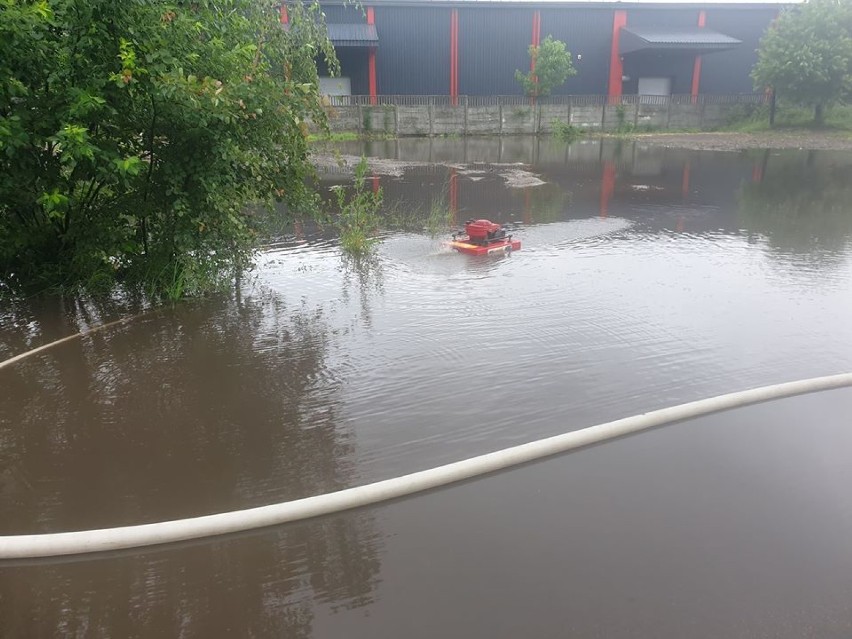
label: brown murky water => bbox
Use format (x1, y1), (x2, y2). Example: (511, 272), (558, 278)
(3, 139), (852, 638)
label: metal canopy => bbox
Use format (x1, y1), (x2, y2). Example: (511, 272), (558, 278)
(620, 27), (741, 55)
(327, 23), (379, 47)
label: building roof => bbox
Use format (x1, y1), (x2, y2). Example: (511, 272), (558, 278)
(327, 23), (379, 46)
(620, 26), (742, 53)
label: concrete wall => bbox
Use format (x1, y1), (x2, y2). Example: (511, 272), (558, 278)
(320, 99), (746, 136)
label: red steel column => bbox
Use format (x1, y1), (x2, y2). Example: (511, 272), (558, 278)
(608, 10), (627, 103)
(279, 4), (288, 24)
(528, 11), (541, 103)
(367, 7), (377, 105)
(530, 11), (541, 77)
(690, 10), (706, 103)
(450, 9), (459, 105)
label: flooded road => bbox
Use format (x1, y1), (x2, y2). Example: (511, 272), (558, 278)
(3, 138), (852, 638)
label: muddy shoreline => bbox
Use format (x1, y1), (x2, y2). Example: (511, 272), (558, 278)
(606, 130), (852, 151)
(314, 130), (852, 154)
(311, 153), (547, 187)
(310, 131), (852, 181)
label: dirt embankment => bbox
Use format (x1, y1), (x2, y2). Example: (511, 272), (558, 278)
(625, 130), (852, 152)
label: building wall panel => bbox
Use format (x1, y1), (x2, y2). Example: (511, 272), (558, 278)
(374, 6), (452, 94)
(540, 8), (613, 95)
(321, 4), (366, 24)
(702, 8), (777, 93)
(458, 8), (533, 95)
(315, 2), (777, 98)
(626, 8), (700, 29)
(335, 49), (370, 95)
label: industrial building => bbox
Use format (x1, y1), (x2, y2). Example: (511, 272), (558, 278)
(281, 1), (781, 99)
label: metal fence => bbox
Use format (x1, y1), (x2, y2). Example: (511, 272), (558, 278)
(324, 93), (770, 108)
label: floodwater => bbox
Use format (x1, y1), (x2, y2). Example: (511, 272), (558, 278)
(3, 138), (852, 638)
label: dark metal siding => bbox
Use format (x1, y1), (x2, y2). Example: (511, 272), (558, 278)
(458, 8), (533, 96)
(336, 48), (370, 94)
(702, 8), (777, 93)
(316, 2), (777, 97)
(540, 8), (613, 95)
(622, 9), (705, 95)
(320, 4), (366, 24)
(374, 6), (451, 94)
(626, 8), (701, 29)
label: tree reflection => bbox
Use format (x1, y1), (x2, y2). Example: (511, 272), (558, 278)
(739, 152), (852, 264)
(0, 291), (382, 637)
(340, 251), (385, 330)
(513, 183), (571, 224)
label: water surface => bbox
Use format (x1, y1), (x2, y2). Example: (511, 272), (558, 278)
(3, 138), (852, 638)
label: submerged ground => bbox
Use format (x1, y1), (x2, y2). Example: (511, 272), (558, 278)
(629, 129), (852, 151)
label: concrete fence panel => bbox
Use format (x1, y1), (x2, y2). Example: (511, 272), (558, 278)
(316, 94), (767, 136)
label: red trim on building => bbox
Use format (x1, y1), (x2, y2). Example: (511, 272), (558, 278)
(367, 7), (377, 105)
(690, 10), (706, 102)
(450, 9), (459, 105)
(368, 49), (377, 104)
(528, 11), (541, 102)
(530, 11), (541, 71)
(279, 5), (288, 24)
(607, 10), (627, 102)
(691, 57), (702, 101)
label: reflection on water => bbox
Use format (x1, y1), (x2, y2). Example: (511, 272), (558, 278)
(1, 292), (365, 530)
(3, 138), (852, 638)
(739, 149), (852, 265)
(1, 293), (382, 637)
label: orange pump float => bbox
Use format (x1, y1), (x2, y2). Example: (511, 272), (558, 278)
(446, 219), (521, 256)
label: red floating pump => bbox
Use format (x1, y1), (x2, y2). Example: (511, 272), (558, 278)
(446, 218), (521, 256)
(464, 219), (504, 241)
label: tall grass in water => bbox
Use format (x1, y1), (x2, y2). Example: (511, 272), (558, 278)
(551, 120), (583, 142)
(424, 194), (455, 235)
(385, 191), (455, 237)
(136, 253), (239, 301)
(336, 157), (383, 255)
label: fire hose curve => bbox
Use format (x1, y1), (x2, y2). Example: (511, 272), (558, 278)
(0, 315), (143, 372)
(1, 365), (851, 559)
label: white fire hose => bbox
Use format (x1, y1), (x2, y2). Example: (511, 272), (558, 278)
(2, 325), (851, 559)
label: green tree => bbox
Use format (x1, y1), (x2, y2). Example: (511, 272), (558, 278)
(0, 0), (337, 296)
(752, 0), (852, 126)
(515, 35), (577, 99)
